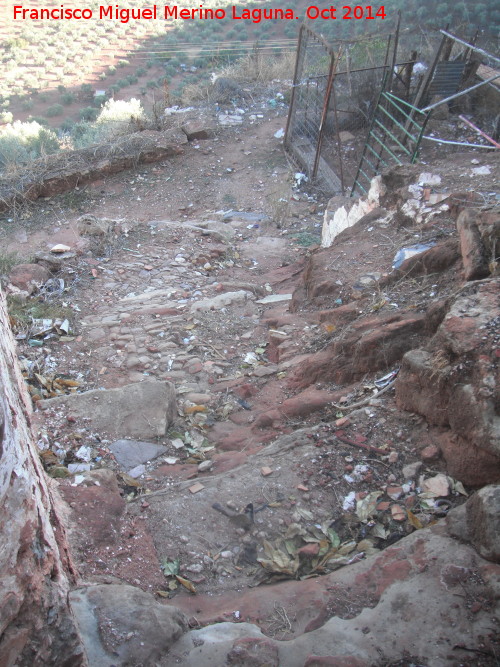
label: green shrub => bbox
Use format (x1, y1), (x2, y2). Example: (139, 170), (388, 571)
(60, 118), (75, 133)
(72, 98), (145, 148)
(46, 104), (64, 117)
(27, 116), (49, 126)
(92, 94), (107, 107)
(61, 92), (75, 105)
(80, 83), (93, 97)
(0, 120), (60, 169)
(79, 106), (99, 121)
(0, 111), (13, 124)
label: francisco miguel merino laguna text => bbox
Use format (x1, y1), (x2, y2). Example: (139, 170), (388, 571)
(13, 4), (387, 23)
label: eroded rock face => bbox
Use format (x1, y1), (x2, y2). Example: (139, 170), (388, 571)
(69, 584), (188, 666)
(289, 305), (445, 389)
(169, 523), (500, 667)
(456, 209), (490, 280)
(396, 278), (500, 485)
(448, 484), (500, 563)
(227, 637), (280, 666)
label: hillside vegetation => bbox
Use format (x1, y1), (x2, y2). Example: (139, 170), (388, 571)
(0, 0), (497, 171)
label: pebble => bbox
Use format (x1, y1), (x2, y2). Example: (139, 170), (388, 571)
(186, 563), (204, 573)
(402, 461), (422, 479)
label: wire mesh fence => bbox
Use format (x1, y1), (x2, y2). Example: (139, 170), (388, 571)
(285, 24), (499, 198)
(285, 25), (402, 195)
(284, 26), (339, 193)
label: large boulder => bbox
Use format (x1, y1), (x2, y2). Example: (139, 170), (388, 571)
(39, 380), (177, 439)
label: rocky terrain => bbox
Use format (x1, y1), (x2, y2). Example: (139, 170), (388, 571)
(1, 94), (499, 666)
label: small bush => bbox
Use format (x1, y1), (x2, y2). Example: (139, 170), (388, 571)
(72, 98), (145, 148)
(0, 120), (60, 169)
(80, 83), (93, 98)
(27, 116), (49, 126)
(60, 118), (75, 133)
(79, 106), (99, 121)
(0, 111), (13, 124)
(46, 104), (64, 117)
(61, 92), (75, 105)
(92, 94), (108, 108)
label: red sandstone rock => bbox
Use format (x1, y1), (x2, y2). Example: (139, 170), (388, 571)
(289, 310), (433, 389)
(8, 263), (50, 293)
(396, 277), (500, 485)
(456, 209), (490, 280)
(420, 444), (440, 463)
(227, 637), (279, 666)
(304, 657), (369, 667)
(318, 302), (362, 327)
(381, 239), (460, 286)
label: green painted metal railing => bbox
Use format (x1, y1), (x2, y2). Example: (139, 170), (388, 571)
(351, 88), (431, 197)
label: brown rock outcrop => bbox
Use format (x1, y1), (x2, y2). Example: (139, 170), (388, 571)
(396, 277), (500, 485)
(290, 302), (447, 390)
(456, 209), (490, 280)
(7, 263), (51, 293)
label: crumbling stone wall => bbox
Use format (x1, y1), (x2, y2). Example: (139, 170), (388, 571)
(0, 288), (84, 666)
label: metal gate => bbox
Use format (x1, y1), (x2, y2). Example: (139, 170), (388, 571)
(284, 24), (406, 195)
(284, 25), (340, 193)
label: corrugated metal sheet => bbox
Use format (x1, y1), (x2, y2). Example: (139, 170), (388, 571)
(428, 61), (466, 98)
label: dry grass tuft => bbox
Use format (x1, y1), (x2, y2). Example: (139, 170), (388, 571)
(219, 50), (296, 84)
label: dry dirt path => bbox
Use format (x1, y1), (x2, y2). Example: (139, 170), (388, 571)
(2, 108), (500, 666)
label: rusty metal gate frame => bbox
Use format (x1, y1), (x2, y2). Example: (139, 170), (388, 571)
(284, 24), (339, 188)
(284, 24), (402, 195)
